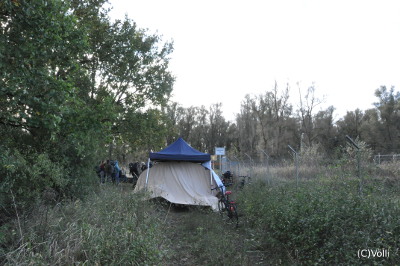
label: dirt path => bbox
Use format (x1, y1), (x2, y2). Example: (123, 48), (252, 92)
(155, 202), (269, 265)
(160, 205), (198, 265)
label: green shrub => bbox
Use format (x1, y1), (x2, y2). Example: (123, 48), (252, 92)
(0, 148), (68, 213)
(238, 178), (400, 264)
(0, 144), (100, 224)
(3, 187), (165, 265)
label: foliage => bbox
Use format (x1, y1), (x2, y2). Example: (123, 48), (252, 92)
(1, 0), (87, 131)
(299, 143), (324, 167)
(237, 179), (400, 264)
(162, 102), (232, 153)
(2, 187), (165, 265)
(0, 0), (174, 222)
(162, 83), (400, 162)
(1, 1), (400, 262)
(119, 108), (169, 152)
(373, 86), (400, 153)
(0, 0), (91, 218)
(0, 148), (67, 211)
(3, 162), (400, 265)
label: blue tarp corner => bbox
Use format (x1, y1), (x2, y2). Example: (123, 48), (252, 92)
(149, 137), (211, 163)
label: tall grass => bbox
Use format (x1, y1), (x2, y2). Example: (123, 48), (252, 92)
(2, 185), (166, 265)
(237, 176), (400, 265)
(2, 159), (399, 265)
(159, 206), (249, 265)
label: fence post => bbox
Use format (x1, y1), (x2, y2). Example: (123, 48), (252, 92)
(244, 153), (253, 181)
(345, 135), (362, 195)
(233, 156), (241, 178)
(288, 145), (299, 187)
(260, 149), (270, 184)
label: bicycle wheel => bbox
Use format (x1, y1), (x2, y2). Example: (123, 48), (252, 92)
(218, 199), (225, 216)
(228, 202), (239, 228)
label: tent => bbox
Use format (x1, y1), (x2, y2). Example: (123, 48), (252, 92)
(149, 137), (211, 162)
(134, 138), (223, 210)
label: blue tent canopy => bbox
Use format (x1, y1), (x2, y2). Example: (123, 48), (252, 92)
(149, 137), (211, 163)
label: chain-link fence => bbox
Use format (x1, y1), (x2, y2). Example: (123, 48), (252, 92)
(374, 154), (400, 164)
(212, 148), (400, 191)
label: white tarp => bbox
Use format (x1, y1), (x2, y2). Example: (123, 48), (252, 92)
(202, 161), (225, 193)
(134, 161), (219, 210)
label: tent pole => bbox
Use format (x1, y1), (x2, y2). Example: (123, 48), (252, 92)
(145, 158), (151, 189)
(210, 168), (213, 189)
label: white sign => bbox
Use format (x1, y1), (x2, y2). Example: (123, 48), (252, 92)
(215, 147), (225, 155)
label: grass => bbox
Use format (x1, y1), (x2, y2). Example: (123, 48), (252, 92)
(2, 161), (400, 265)
(158, 204), (269, 265)
(236, 163), (400, 265)
(1, 184), (166, 265)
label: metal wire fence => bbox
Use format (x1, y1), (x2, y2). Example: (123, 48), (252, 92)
(212, 151), (400, 190)
(374, 154), (400, 164)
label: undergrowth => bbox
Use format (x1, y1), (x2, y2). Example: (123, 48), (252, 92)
(1, 185), (165, 265)
(159, 205), (267, 265)
(2, 171), (400, 265)
(237, 177), (400, 265)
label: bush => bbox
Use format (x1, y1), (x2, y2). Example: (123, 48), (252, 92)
(238, 178), (400, 264)
(0, 144), (100, 225)
(0, 148), (68, 215)
(2, 187), (165, 265)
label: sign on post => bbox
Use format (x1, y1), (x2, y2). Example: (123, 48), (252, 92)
(215, 147), (225, 155)
(215, 147), (225, 172)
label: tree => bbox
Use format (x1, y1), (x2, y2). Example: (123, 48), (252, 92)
(177, 106), (198, 141)
(206, 103), (230, 151)
(0, 0), (87, 136)
(359, 108), (381, 152)
(0, 0), (175, 217)
(69, 0), (175, 154)
(162, 101), (183, 144)
(236, 95), (258, 157)
(337, 109), (364, 140)
(252, 82), (295, 157)
(0, 0), (96, 216)
(190, 105), (209, 152)
(373, 86), (400, 153)
(313, 106), (337, 155)
(297, 84), (324, 148)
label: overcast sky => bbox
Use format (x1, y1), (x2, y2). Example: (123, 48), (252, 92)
(109, 0), (400, 121)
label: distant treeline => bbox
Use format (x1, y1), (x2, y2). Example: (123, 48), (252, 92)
(163, 84), (400, 160)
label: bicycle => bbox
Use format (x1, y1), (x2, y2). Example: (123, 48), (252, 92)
(212, 184), (239, 228)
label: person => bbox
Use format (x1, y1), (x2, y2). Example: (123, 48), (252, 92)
(141, 161), (153, 171)
(129, 161), (141, 179)
(119, 168), (127, 183)
(222, 170), (233, 185)
(105, 160), (114, 183)
(113, 160), (121, 185)
(99, 160), (106, 183)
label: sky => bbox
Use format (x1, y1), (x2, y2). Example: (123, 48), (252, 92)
(108, 0), (400, 121)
